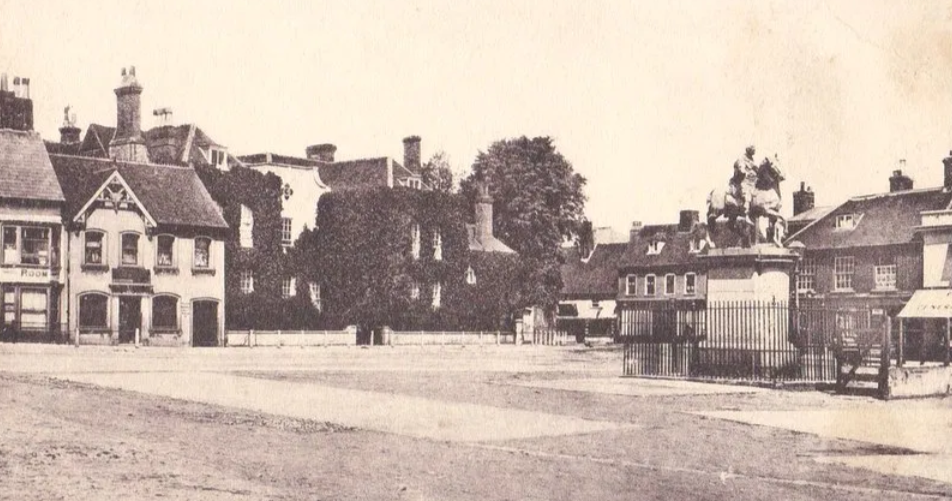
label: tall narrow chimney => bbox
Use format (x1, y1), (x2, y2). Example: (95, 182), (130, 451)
(305, 143), (337, 162)
(792, 181), (816, 216)
(629, 221), (643, 242)
(403, 135), (421, 172)
(678, 210), (699, 232)
(889, 161), (914, 192)
(109, 66), (149, 162)
(475, 181), (494, 243)
(0, 74), (34, 131)
(944, 152), (952, 192)
(20, 78), (29, 99)
(59, 106), (81, 144)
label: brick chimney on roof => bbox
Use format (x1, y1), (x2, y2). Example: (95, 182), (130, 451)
(793, 181), (815, 216)
(59, 106), (81, 144)
(0, 73), (34, 131)
(475, 180), (495, 243)
(109, 66), (149, 163)
(305, 143), (337, 162)
(678, 210), (699, 232)
(403, 135), (421, 172)
(943, 151), (952, 192)
(629, 221), (643, 242)
(889, 160), (914, 192)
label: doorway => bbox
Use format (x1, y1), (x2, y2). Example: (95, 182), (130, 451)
(192, 300), (219, 347)
(118, 296), (142, 344)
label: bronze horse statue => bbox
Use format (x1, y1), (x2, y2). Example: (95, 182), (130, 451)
(705, 155), (786, 248)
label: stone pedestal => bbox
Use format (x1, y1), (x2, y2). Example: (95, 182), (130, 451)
(697, 245), (800, 372)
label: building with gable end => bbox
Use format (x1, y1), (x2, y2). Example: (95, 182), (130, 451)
(0, 80), (67, 341)
(48, 67), (229, 346)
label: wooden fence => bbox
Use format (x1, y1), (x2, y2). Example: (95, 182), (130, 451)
(225, 328), (357, 347)
(387, 330), (514, 346)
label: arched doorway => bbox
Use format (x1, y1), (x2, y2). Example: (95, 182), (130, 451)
(192, 299), (219, 347)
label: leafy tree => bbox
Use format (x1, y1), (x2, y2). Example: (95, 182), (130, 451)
(461, 136), (587, 313)
(420, 150), (456, 193)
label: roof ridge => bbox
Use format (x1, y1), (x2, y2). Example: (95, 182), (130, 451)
(849, 186), (944, 201)
(48, 152), (195, 170)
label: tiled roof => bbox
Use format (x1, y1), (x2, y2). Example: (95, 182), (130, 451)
(43, 140), (82, 156)
(0, 130), (65, 202)
(49, 154), (227, 229)
(78, 124), (115, 157)
(789, 205), (834, 222)
(237, 153), (321, 168)
(787, 187), (952, 249)
(318, 157), (391, 189)
(561, 243), (627, 298)
(618, 220), (742, 270)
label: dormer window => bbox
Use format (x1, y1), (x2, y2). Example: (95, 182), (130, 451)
(407, 178), (422, 189)
(647, 241), (665, 255)
(835, 214), (858, 230)
(208, 147), (229, 170)
(465, 266), (476, 285)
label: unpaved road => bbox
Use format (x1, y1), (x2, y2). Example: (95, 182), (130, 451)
(1, 345), (951, 500)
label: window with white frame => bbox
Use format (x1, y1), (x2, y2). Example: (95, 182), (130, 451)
(431, 282), (442, 309)
(156, 235), (175, 267)
(664, 274), (676, 295)
(281, 217), (293, 247)
(193, 237), (211, 269)
(684, 273), (697, 295)
(874, 257), (897, 290)
(410, 223), (421, 259)
(432, 230), (442, 261)
(120, 233), (139, 266)
(645, 274), (656, 296)
(465, 266), (476, 285)
(78, 293), (108, 330)
(625, 275), (637, 296)
(308, 282), (321, 311)
(408, 178), (422, 189)
(84, 231), (105, 265)
(410, 281), (420, 300)
(2, 226), (51, 266)
(797, 258), (817, 293)
(834, 256), (855, 291)
(208, 147), (228, 170)
(835, 214), (857, 230)
(282, 277), (297, 298)
(152, 295), (178, 331)
(240, 270), (254, 294)
(239, 205), (254, 248)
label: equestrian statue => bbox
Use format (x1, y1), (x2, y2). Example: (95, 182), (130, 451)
(705, 145), (787, 248)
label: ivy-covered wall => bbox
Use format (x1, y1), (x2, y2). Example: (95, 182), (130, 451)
(296, 186), (522, 331)
(194, 164), (319, 329)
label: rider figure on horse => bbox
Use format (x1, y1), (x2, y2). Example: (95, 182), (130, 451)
(731, 145), (758, 224)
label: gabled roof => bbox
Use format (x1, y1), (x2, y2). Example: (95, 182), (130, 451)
(78, 123), (115, 157)
(561, 243), (627, 298)
(0, 130), (65, 203)
(63, 123), (237, 168)
(789, 205), (834, 223)
(49, 154), (228, 229)
(786, 187), (952, 249)
(620, 224), (702, 269)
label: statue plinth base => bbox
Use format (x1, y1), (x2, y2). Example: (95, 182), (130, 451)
(699, 245), (798, 303)
(696, 245), (800, 371)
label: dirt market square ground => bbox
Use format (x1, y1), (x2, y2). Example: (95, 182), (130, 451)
(2, 344), (952, 500)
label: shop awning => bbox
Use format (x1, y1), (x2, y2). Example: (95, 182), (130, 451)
(897, 289), (952, 318)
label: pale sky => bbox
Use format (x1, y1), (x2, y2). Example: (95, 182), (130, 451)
(3, 0), (952, 234)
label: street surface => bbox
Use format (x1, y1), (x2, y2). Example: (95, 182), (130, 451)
(2, 344), (951, 500)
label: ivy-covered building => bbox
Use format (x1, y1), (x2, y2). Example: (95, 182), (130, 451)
(297, 181), (519, 338)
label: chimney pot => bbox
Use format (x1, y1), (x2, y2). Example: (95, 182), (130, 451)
(943, 151), (952, 191)
(21, 77), (29, 99)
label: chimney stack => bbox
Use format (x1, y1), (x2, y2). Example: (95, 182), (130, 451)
(792, 181), (816, 216)
(475, 181), (495, 243)
(109, 66), (149, 162)
(403, 135), (421, 172)
(629, 221), (643, 242)
(678, 210), (699, 232)
(305, 143), (337, 162)
(0, 74), (34, 131)
(59, 106), (81, 144)
(944, 152), (952, 192)
(889, 161), (914, 192)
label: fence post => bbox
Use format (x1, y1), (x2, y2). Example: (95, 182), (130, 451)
(880, 316), (892, 399)
(74, 328), (80, 347)
(897, 319), (904, 367)
(324, 329), (328, 347)
(134, 328), (140, 347)
(495, 330), (500, 345)
(250, 329), (256, 348)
